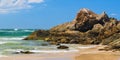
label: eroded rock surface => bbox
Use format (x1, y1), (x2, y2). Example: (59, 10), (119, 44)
(24, 8), (120, 50)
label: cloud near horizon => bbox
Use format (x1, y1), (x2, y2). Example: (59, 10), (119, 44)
(110, 13), (117, 16)
(0, 0), (44, 14)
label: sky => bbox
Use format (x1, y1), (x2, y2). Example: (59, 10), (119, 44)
(0, 0), (120, 29)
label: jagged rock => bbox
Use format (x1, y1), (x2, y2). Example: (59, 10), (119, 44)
(74, 8), (109, 32)
(57, 45), (69, 49)
(107, 38), (120, 50)
(99, 46), (111, 51)
(13, 51), (34, 54)
(20, 51), (34, 54)
(74, 8), (99, 32)
(97, 12), (109, 24)
(92, 24), (104, 31)
(24, 8), (120, 50)
(102, 33), (120, 45)
(70, 39), (79, 44)
(24, 30), (50, 40)
(50, 22), (76, 32)
(117, 22), (120, 30)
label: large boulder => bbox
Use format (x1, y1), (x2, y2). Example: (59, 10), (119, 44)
(74, 9), (109, 32)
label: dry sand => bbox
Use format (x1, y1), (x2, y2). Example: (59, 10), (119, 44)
(75, 45), (120, 60)
(1, 45), (120, 60)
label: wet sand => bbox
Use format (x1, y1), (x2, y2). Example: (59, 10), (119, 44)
(1, 45), (120, 60)
(0, 52), (76, 60)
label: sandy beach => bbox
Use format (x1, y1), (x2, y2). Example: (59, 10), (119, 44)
(0, 53), (76, 60)
(75, 45), (120, 60)
(0, 45), (120, 60)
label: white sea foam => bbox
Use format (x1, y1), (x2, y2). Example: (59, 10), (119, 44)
(23, 30), (34, 32)
(78, 45), (97, 49)
(0, 42), (8, 44)
(0, 36), (27, 40)
(0, 37), (23, 40)
(14, 28), (18, 31)
(0, 29), (34, 32)
(4, 49), (79, 53)
(0, 55), (7, 57)
(29, 50), (79, 53)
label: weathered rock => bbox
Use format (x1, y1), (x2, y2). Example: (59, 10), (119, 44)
(41, 43), (49, 46)
(74, 9), (109, 32)
(117, 22), (120, 30)
(102, 33), (120, 45)
(109, 38), (120, 49)
(13, 51), (34, 54)
(57, 45), (69, 49)
(24, 30), (50, 40)
(70, 39), (79, 44)
(99, 46), (111, 51)
(24, 8), (120, 50)
(20, 51), (34, 54)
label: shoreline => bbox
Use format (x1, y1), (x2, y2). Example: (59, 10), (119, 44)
(0, 52), (76, 60)
(0, 45), (120, 60)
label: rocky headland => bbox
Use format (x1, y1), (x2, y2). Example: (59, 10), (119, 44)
(24, 8), (120, 50)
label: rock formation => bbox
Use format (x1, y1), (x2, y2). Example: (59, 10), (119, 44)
(24, 8), (120, 50)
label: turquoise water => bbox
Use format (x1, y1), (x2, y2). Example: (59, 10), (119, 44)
(0, 29), (80, 56)
(0, 29), (96, 56)
(0, 29), (34, 37)
(0, 29), (50, 55)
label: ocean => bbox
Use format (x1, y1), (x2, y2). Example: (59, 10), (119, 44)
(0, 29), (96, 57)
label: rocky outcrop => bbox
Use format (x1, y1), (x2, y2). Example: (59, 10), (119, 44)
(24, 30), (50, 40)
(74, 9), (109, 32)
(109, 38), (120, 49)
(24, 8), (120, 50)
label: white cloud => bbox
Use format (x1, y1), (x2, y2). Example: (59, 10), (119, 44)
(28, 0), (44, 3)
(0, 0), (44, 14)
(110, 13), (117, 16)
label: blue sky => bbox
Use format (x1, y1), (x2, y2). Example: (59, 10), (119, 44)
(0, 0), (120, 29)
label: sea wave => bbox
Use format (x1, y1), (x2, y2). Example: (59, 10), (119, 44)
(23, 30), (34, 32)
(4, 49), (79, 53)
(29, 50), (79, 53)
(0, 36), (27, 40)
(0, 29), (34, 32)
(0, 42), (8, 44)
(0, 30), (33, 32)
(78, 45), (97, 49)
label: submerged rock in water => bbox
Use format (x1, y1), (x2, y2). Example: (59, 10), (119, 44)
(13, 50), (34, 54)
(41, 43), (49, 46)
(57, 45), (69, 49)
(20, 51), (34, 54)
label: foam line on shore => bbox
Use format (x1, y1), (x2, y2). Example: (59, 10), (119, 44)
(0, 55), (7, 57)
(9, 49), (79, 54)
(30, 50), (79, 53)
(78, 45), (97, 49)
